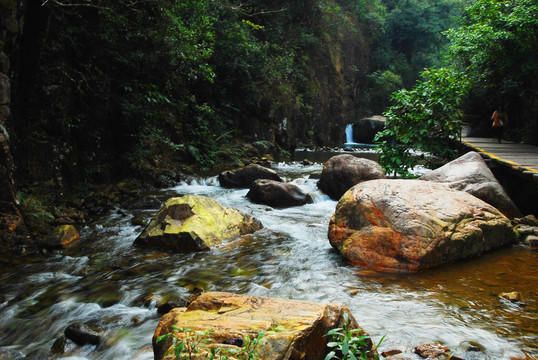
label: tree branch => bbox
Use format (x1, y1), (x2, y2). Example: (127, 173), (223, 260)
(214, 0), (287, 17)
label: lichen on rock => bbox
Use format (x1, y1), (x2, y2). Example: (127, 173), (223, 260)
(134, 195), (262, 252)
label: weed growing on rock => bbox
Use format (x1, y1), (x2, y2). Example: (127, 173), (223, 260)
(324, 313), (384, 360)
(156, 326), (264, 360)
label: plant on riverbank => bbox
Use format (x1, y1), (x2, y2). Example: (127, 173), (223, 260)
(156, 326), (264, 360)
(374, 67), (470, 177)
(16, 192), (55, 225)
(157, 326), (212, 359)
(324, 313), (384, 360)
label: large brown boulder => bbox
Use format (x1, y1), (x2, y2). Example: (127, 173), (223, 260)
(318, 154), (386, 200)
(420, 151), (521, 218)
(246, 179), (313, 207)
(328, 179), (517, 272)
(134, 195), (262, 252)
(153, 291), (377, 360)
(218, 164), (282, 188)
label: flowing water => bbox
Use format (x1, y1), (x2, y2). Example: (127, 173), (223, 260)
(0, 162), (537, 360)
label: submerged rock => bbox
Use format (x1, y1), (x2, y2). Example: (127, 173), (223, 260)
(218, 163), (282, 188)
(318, 154), (385, 200)
(153, 291), (378, 360)
(328, 179), (517, 272)
(134, 195), (262, 252)
(420, 151), (521, 218)
(246, 179), (313, 207)
(64, 323), (101, 346)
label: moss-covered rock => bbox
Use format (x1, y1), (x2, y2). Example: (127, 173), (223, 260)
(134, 195), (262, 252)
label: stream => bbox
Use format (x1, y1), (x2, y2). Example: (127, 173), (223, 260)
(0, 161), (536, 359)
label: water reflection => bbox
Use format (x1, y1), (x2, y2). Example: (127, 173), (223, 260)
(0, 162), (536, 359)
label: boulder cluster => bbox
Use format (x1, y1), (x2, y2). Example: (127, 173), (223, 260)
(125, 151), (528, 359)
(326, 151), (525, 272)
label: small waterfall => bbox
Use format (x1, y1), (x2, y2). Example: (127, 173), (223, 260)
(345, 123), (355, 144)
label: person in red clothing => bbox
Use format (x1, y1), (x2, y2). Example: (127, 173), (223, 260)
(491, 105), (508, 143)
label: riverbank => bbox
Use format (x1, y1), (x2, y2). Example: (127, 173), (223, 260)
(0, 161), (535, 359)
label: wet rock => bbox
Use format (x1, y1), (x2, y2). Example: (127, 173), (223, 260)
(420, 151), (521, 218)
(413, 343), (451, 359)
(499, 291), (524, 303)
(514, 224), (537, 237)
(218, 163), (282, 188)
(126, 195), (162, 210)
(318, 154), (385, 200)
(328, 179), (517, 272)
(64, 323), (101, 346)
(381, 348), (404, 357)
(52, 207), (84, 225)
(246, 179), (313, 207)
(130, 215), (146, 227)
(134, 195), (263, 252)
(42, 225), (81, 250)
(513, 214), (538, 226)
(157, 299), (190, 315)
(352, 115), (386, 143)
(524, 235), (538, 251)
(153, 291), (377, 360)
(51, 336), (68, 354)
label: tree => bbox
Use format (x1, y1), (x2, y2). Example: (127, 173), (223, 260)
(375, 68), (470, 177)
(445, 0), (538, 142)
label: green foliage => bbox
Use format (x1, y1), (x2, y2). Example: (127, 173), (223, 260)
(375, 67), (470, 177)
(372, 0), (461, 88)
(156, 326), (264, 360)
(16, 192), (55, 224)
(324, 313), (384, 360)
(444, 0), (538, 140)
(366, 70), (403, 114)
(157, 325), (212, 359)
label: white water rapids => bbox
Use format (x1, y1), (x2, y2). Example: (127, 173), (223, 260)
(0, 162), (536, 359)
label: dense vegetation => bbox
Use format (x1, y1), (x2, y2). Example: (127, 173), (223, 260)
(1, 0), (535, 244)
(375, 0), (537, 176)
(10, 0), (461, 190)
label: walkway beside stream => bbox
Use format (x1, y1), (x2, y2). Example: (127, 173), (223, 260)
(461, 135), (538, 215)
(461, 136), (538, 181)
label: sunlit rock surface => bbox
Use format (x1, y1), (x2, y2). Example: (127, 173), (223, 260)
(153, 291), (377, 360)
(420, 151), (521, 218)
(318, 154), (385, 200)
(328, 179), (517, 272)
(134, 195), (262, 252)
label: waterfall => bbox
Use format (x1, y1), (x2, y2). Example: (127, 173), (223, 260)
(345, 124), (355, 144)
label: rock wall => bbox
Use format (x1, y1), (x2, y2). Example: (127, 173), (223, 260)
(0, 0), (27, 248)
(252, 10), (371, 150)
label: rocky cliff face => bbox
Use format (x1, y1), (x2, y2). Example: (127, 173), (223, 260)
(266, 12), (371, 149)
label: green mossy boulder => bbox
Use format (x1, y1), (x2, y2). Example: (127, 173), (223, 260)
(134, 195), (262, 252)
